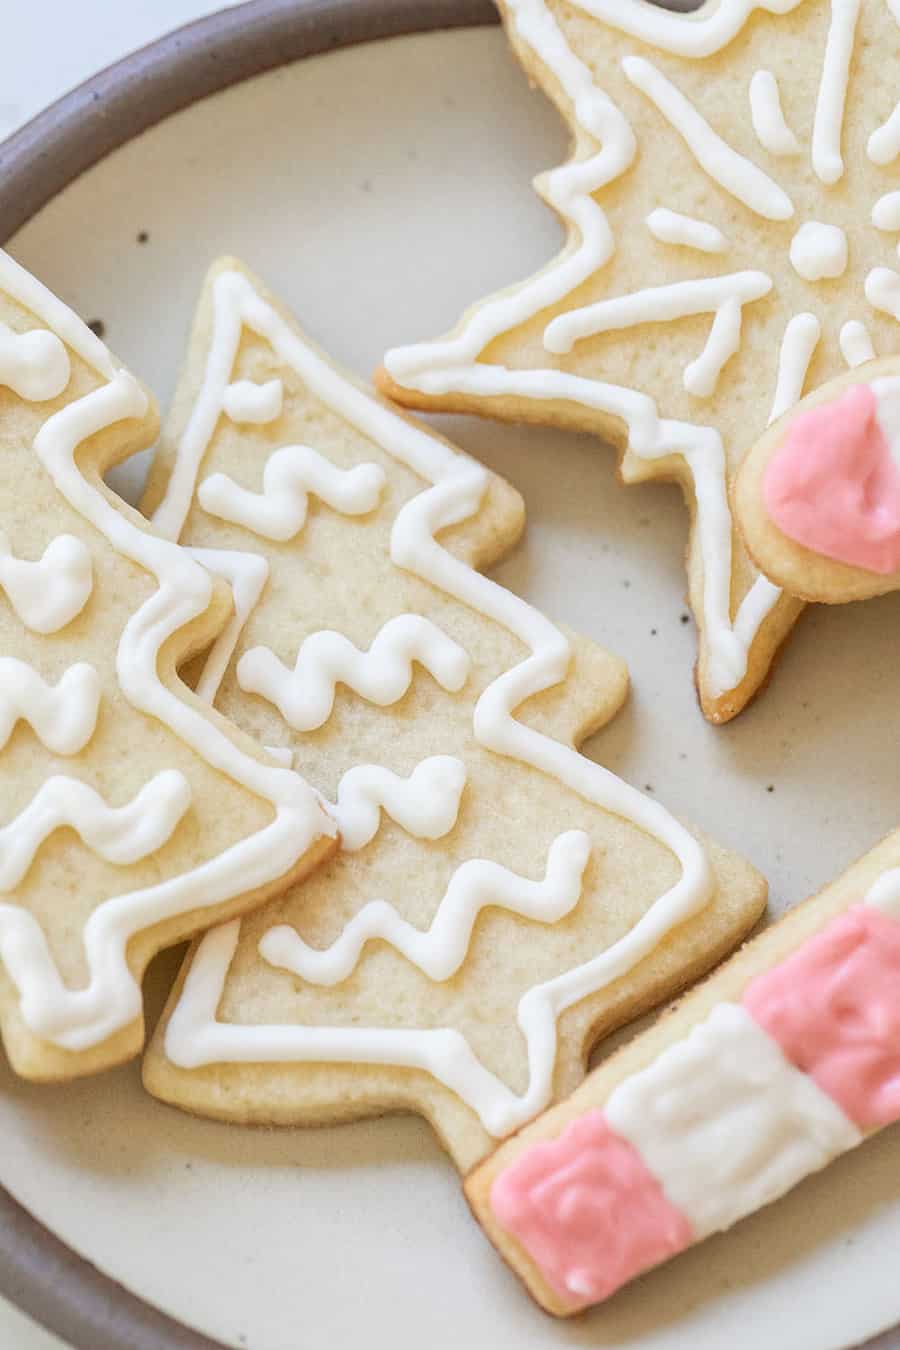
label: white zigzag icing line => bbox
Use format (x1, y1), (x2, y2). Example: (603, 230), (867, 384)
(0, 532), (93, 634)
(0, 659), (100, 754)
(260, 831), (591, 983)
(0, 772), (192, 890)
(237, 615), (472, 732)
(198, 444), (386, 541)
(159, 270), (715, 1139)
(0, 248), (332, 1053)
(383, 0), (806, 700)
(326, 756), (467, 852)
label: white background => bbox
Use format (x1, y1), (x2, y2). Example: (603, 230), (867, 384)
(1, 5), (244, 1345)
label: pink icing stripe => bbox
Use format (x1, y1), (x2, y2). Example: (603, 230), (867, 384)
(744, 905), (900, 1129)
(763, 383), (900, 574)
(490, 1109), (692, 1309)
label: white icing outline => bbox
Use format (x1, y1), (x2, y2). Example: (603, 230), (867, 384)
(158, 270), (715, 1138)
(0, 248), (333, 1052)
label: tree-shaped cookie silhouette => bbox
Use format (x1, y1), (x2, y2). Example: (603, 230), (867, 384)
(142, 258), (765, 1170)
(0, 250), (334, 1080)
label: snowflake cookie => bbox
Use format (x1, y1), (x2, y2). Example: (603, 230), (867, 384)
(468, 827), (900, 1316)
(378, 0), (900, 721)
(140, 259), (765, 1170)
(0, 250), (335, 1080)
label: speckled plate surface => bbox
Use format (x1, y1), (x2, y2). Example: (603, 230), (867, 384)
(1, 2), (900, 1347)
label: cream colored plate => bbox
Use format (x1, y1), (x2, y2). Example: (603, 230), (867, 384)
(4, 25), (900, 1350)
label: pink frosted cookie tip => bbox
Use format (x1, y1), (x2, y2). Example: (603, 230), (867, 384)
(744, 905), (900, 1129)
(490, 1108), (692, 1309)
(763, 381), (900, 575)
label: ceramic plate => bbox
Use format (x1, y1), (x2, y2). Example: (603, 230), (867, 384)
(2, 3), (900, 1347)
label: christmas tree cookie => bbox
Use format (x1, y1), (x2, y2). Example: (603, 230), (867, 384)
(378, 0), (900, 722)
(0, 249), (335, 1080)
(141, 258), (765, 1170)
(467, 828), (900, 1316)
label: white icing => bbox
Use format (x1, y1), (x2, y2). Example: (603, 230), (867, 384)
(812, 0), (861, 184)
(543, 274), (772, 397)
(873, 191), (900, 230)
(868, 104), (900, 164)
(0, 323), (70, 402)
(236, 614), (471, 731)
(383, 1), (787, 700)
(0, 532), (92, 633)
(865, 266), (900, 319)
(188, 548), (270, 705)
(749, 70), (801, 156)
(260, 830), (590, 984)
(769, 313), (821, 423)
(0, 249), (332, 1052)
(870, 376), (900, 469)
(561, 0), (805, 59)
(605, 1003), (861, 1240)
(789, 222), (848, 281)
(840, 319), (877, 367)
(222, 377), (283, 424)
(326, 756), (467, 852)
(645, 208), (727, 253)
(198, 444), (385, 541)
(0, 659), (100, 755)
(865, 866), (900, 917)
(161, 271), (716, 1138)
(622, 56), (794, 222)
(0, 771), (191, 890)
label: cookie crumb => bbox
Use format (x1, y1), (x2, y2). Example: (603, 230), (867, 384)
(680, 613), (690, 624)
(87, 318), (105, 338)
(766, 785), (775, 793)
(137, 230), (149, 244)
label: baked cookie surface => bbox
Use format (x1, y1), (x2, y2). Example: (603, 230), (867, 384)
(141, 259), (765, 1171)
(380, 0), (900, 721)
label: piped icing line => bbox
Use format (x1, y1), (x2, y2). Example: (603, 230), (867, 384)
(769, 313), (821, 423)
(868, 101), (900, 164)
(645, 209), (728, 253)
(198, 445), (386, 541)
(236, 615), (471, 732)
(559, 0), (806, 59)
(749, 70), (802, 156)
(260, 831), (591, 985)
(840, 320), (877, 368)
(811, 0), (861, 184)
(187, 549), (271, 705)
(543, 273), (772, 382)
(222, 377), (283, 424)
(384, 0), (790, 701)
(621, 56), (794, 222)
(0, 772), (192, 890)
(0, 322), (70, 402)
(763, 375), (900, 572)
(160, 269), (716, 1138)
(0, 660), (100, 754)
(0, 249), (332, 1052)
(0, 532), (92, 633)
(325, 756), (467, 852)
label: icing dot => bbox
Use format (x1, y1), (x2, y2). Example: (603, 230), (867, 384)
(789, 222), (848, 282)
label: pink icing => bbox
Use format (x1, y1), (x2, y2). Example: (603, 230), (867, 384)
(489, 1109), (692, 1308)
(763, 382), (900, 574)
(744, 905), (900, 1128)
